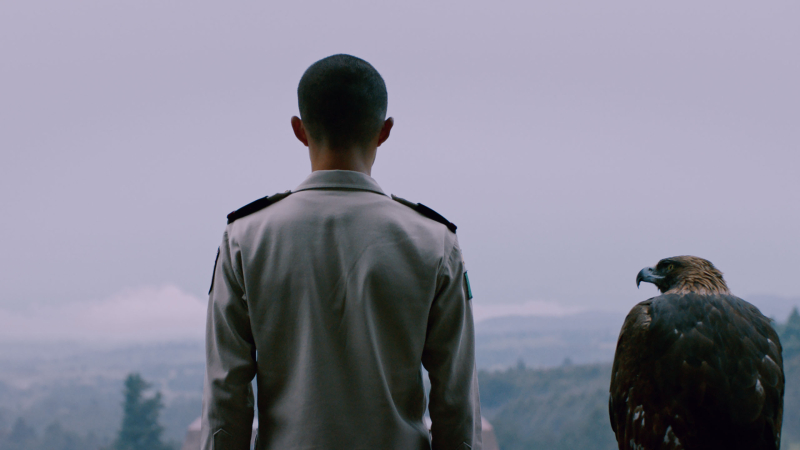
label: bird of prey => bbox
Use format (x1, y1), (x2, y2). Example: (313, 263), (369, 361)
(609, 256), (784, 450)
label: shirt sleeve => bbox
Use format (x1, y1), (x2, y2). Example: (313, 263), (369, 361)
(201, 230), (256, 450)
(422, 236), (482, 450)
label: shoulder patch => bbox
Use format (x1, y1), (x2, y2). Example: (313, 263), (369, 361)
(227, 191), (291, 224)
(391, 194), (457, 233)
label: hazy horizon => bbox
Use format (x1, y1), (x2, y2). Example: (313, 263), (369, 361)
(1, 283), (796, 345)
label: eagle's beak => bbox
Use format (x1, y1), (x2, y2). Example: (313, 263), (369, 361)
(636, 266), (663, 288)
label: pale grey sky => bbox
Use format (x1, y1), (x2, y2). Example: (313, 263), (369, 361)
(1, 1), (798, 334)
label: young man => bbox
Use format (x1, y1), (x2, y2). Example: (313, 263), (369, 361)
(201, 54), (481, 450)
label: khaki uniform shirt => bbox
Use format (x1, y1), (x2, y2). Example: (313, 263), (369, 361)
(201, 170), (481, 450)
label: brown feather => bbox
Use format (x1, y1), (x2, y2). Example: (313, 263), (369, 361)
(658, 256), (730, 296)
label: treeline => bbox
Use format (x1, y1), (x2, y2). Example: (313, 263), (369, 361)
(0, 419), (104, 450)
(0, 374), (177, 450)
(3, 309), (799, 449)
(479, 362), (617, 450)
(775, 307), (800, 360)
(776, 307), (800, 449)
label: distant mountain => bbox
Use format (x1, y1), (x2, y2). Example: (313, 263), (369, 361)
(475, 296), (800, 371)
(475, 311), (627, 370)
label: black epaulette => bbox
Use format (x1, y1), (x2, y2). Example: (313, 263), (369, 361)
(391, 195), (457, 233)
(227, 191), (291, 224)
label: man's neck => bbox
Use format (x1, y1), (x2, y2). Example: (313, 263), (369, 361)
(309, 146), (376, 176)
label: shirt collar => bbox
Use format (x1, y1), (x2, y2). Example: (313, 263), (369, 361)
(293, 170), (386, 196)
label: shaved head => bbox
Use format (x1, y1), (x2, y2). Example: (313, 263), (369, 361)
(297, 54), (388, 150)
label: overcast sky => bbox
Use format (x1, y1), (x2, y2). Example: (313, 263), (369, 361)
(1, 1), (798, 341)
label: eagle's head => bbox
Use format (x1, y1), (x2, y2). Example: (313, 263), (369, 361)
(636, 255), (730, 295)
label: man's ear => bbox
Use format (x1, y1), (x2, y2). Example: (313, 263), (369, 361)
(377, 117), (394, 147)
(291, 116), (309, 147)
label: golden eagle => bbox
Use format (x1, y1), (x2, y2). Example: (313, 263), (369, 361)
(609, 256), (784, 449)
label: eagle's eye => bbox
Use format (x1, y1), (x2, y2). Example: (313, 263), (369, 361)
(667, 264), (674, 272)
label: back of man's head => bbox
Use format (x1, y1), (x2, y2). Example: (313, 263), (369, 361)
(298, 54), (388, 150)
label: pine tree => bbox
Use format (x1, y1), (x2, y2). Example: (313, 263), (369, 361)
(38, 422), (80, 450)
(113, 373), (170, 450)
(781, 307), (800, 359)
(2, 418), (37, 450)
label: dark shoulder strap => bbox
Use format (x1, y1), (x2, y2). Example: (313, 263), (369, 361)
(391, 195), (457, 233)
(227, 191), (291, 224)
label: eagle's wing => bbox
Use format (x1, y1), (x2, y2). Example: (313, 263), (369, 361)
(610, 298), (666, 449)
(610, 294), (784, 450)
